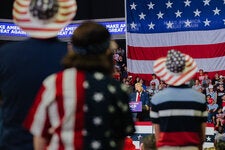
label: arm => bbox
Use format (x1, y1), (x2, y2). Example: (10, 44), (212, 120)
(34, 136), (48, 150)
(199, 122), (206, 150)
(153, 123), (160, 143)
(142, 93), (150, 111)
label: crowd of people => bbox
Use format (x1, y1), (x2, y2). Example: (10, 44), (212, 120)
(111, 47), (225, 149)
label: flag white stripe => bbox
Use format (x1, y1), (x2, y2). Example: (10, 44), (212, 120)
(48, 102), (60, 150)
(127, 28), (225, 47)
(61, 69), (76, 150)
(127, 56), (225, 74)
(205, 126), (214, 135)
(203, 142), (214, 148)
(135, 125), (154, 134)
(30, 74), (56, 136)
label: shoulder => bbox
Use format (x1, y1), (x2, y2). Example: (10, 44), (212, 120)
(151, 88), (169, 104)
(142, 91), (149, 96)
(43, 68), (77, 83)
(151, 87), (205, 104)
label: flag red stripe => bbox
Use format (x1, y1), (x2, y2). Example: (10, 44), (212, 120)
(127, 43), (225, 60)
(61, 3), (77, 9)
(74, 71), (85, 149)
(20, 27), (65, 32)
(171, 65), (197, 85)
(128, 70), (225, 86)
(60, 10), (77, 16)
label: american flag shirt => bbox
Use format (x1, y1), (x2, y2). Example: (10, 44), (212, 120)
(24, 68), (135, 150)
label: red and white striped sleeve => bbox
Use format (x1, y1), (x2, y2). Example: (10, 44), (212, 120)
(23, 74), (57, 137)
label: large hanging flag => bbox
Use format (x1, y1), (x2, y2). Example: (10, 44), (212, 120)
(126, 0), (225, 81)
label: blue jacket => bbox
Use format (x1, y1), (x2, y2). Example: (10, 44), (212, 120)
(130, 91), (150, 121)
(130, 91), (150, 106)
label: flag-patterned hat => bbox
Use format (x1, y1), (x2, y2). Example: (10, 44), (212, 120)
(153, 49), (197, 86)
(13, 0), (77, 39)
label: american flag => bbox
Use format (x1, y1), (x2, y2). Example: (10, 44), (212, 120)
(126, 0), (225, 81)
(132, 122), (215, 149)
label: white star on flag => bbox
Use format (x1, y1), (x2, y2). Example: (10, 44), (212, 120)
(139, 12), (146, 20)
(93, 92), (104, 102)
(130, 2), (137, 10)
(107, 85), (116, 94)
(193, 9), (201, 17)
(206, 136), (211, 142)
(213, 7), (221, 15)
(166, 21), (173, 29)
(91, 141), (101, 150)
(157, 11), (164, 19)
(93, 72), (104, 80)
(184, 19), (191, 27)
(147, 2), (155, 10)
(166, 1), (173, 8)
(203, 18), (211, 26)
(130, 22), (137, 29)
(175, 10), (182, 18)
(184, 0), (191, 7)
(203, 0), (210, 6)
(138, 135), (142, 140)
(148, 22), (155, 29)
(93, 117), (102, 126)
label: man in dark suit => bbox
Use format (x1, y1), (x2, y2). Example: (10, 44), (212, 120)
(130, 82), (151, 121)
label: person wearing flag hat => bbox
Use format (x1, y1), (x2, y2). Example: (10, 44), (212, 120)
(23, 21), (135, 150)
(0, 0), (77, 149)
(150, 50), (207, 150)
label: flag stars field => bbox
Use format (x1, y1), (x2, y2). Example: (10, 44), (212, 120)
(128, 0), (225, 31)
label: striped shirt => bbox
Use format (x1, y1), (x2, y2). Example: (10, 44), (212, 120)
(24, 68), (135, 150)
(150, 85), (207, 147)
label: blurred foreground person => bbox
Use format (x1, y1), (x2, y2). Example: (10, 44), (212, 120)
(23, 21), (135, 150)
(150, 50), (207, 150)
(0, 0), (77, 149)
(140, 134), (157, 150)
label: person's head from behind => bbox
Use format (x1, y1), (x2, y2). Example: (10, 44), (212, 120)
(62, 21), (116, 74)
(140, 135), (157, 150)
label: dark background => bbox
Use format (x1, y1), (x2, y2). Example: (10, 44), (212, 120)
(0, 0), (126, 46)
(0, 0), (125, 20)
